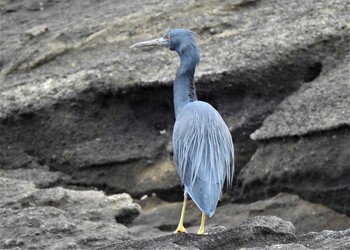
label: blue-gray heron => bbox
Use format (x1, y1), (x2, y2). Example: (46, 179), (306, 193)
(130, 29), (234, 235)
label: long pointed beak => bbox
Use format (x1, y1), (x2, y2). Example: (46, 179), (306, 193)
(130, 37), (167, 48)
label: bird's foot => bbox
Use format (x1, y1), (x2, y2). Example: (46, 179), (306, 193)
(197, 212), (206, 235)
(174, 225), (187, 234)
(197, 228), (205, 235)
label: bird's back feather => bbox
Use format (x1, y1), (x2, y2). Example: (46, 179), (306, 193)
(173, 101), (234, 217)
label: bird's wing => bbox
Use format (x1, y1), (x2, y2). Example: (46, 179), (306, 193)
(172, 101), (234, 216)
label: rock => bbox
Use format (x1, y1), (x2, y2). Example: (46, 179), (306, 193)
(71, 158), (182, 200)
(107, 217), (350, 250)
(216, 193), (350, 234)
(114, 216), (297, 250)
(237, 5), (350, 217)
(0, 2), (21, 13)
(1, 206), (129, 249)
(251, 55), (350, 140)
(0, 177), (141, 249)
(24, 1), (42, 11)
(236, 127), (350, 215)
(0, 0), (348, 248)
(0, 165), (69, 188)
(298, 229), (350, 250)
(25, 24), (48, 39)
(130, 193), (350, 238)
(237, 43), (350, 217)
(0, 0), (349, 199)
(240, 244), (310, 250)
(0, 1), (349, 242)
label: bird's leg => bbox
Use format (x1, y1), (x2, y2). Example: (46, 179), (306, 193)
(174, 192), (188, 233)
(197, 212), (206, 235)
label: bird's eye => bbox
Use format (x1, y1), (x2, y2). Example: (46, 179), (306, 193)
(165, 35), (171, 40)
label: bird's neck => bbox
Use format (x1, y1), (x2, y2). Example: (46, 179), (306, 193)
(174, 53), (198, 118)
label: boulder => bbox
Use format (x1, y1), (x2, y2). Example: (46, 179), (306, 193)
(0, 177), (141, 249)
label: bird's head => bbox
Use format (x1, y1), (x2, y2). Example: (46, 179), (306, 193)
(130, 29), (200, 64)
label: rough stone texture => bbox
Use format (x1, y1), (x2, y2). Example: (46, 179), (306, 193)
(251, 54), (350, 140)
(130, 193), (350, 239)
(236, 127), (350, 215)
(1, 0), (349, 199)
(102, 216), (350, 250)
(0, 0), (349, 248)
(112, 216), (297, 250)
(235, 30), (350, 217)
(0, 177), (141, 249)
(0, 164), (70, 188)
(298, 229), (350, 250)
(240, 244), (310, 250)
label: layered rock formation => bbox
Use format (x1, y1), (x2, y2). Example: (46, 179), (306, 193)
(0, 0), (349, 249)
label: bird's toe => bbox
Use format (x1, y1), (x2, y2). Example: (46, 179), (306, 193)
(174, 225), (187, 234)
(197, 228), (205, 235)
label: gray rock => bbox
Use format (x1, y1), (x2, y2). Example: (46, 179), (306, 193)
(130, 193), (350, 238)
(108, 217), (350, 250)
(298, 229), (350, 250)
(236, 127), (350, 215)
(239, 45), (350, 217)
(1, 206), (129, 249)
(24, 1), (42, 11)
(240, 244), (310, 250)
(0, 165), (69, 188)
(0, 177), (141, 249)
(251, 55), (350, 140)
(113, 216), (297, 250)
(216, 193), (350, 235)
(0, 0), (349, 198)
(25, 24), (48, 38)
(0, 4), (349, 250)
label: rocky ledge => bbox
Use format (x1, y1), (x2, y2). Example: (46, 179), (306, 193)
(0, 0), (349, 249)
(1, 177), (349, 250)
(113, 216), (350, 250)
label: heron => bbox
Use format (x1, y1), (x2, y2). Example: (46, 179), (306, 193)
(130, 29), (234, 235)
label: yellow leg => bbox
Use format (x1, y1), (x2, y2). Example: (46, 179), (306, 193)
(174, 192), (187, 233)
(197, 212), (206, 235)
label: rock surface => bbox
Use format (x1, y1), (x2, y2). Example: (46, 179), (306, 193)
(1, 0), (349, 199)
(130, 193), (350, 239)
(102, 216), (350, 250)
(250, 55), (350, 140)
(0, 0), (349, 249)
(234, 26), (350, 216)
(0, 177), (141, 249)
(111, 216), (297, 250)
(237, 126), (350, 215)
